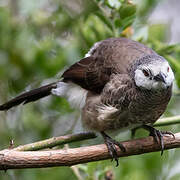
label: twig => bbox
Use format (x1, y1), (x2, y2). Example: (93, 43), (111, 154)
(0, 133), (179, 170)
(13, 132), (96, 151)
(173, 91), (180, 96)
(154, 115), (180, 127)
(71, 165), (83, 180)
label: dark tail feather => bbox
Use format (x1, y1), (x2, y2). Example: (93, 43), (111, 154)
(0, 82), (57, 111)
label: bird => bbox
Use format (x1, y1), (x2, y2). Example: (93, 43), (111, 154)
(0, 38), (175, 166)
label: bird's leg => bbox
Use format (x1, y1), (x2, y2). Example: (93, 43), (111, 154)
(101, 131), (126, 166)
(142, 125), (175, 155)
(131, 126), (141, 139)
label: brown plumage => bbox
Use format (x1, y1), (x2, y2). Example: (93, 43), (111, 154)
(0, 38), (174, 166)
(63, 38), (156, 93)
(81, 73), (172, 132)
(62, 38), (172, 131)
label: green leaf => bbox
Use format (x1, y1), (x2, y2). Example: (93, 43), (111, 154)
(95, 11), (114, 31)
(119, 3), (137, 19)
(157, 44), (179, 55)
(115, 14), (136, 31)
(115, 2), (137, 33)
(148, 24), (169, 42)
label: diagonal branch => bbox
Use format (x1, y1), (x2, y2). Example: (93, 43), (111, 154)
(154, 115), (180, 127)
(13, 132), (97, 151)
(0, 133), (179, 170)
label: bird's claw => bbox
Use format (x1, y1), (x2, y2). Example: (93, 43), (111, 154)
(131, 127), (140, 139)
(101, 132), (126, 166)
(142, 125), (175, 155)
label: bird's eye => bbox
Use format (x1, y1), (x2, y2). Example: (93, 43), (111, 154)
(167, 67), (170, 72)
(142, 69), (149, 77)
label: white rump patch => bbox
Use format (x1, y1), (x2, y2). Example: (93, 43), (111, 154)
(97, 104), (118, 121)
(51, 82), (88, 109)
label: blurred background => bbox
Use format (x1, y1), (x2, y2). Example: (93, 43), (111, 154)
(0, 0), (180, 179)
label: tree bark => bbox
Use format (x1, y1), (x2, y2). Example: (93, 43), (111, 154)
(0, 133), (179, 170)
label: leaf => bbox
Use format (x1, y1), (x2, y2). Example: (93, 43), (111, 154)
(115, 14), (136, 32)
(95, 11), (114, 31)
(114, 2), (136, 33)
(148, 24), (169, 42)
(158, 44), (179, 55)
(119, 3), (137, 19)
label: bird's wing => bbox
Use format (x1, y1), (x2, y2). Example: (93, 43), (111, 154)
(101, 73), (135, 109)
(62, 56), (113, 93)
(62, 38), (156, 94)
(81, 73), (136, 132)
(0, 38), (156, 111)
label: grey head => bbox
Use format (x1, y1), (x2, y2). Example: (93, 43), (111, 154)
(133, 55), (174, 90)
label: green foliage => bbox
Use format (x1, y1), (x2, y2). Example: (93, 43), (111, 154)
(0, 0), (179, 179)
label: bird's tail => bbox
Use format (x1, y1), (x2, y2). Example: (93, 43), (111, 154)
(0, 82), (57, 111)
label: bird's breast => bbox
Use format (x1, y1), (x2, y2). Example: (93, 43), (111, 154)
(98, 88), (171, 131)
(82, 81), (172, 132)
(127, 88), (172, 125)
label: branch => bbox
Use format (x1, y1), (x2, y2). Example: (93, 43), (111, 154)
(0, 133), (179, 170)
(13, 132), (97, 151)
(154, 115), (180, 127)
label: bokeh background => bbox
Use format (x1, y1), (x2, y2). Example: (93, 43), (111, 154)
(0, 0), (180, 179)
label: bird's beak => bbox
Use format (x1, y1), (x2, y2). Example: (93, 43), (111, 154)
(154, 73), (166, 83)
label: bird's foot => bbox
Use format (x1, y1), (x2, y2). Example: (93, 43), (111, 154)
(142, 125), (175, 155)
(101, 132), (126, 166)
(131, 126), (141, 139)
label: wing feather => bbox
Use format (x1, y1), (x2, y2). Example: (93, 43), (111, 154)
(62, 38), (156, 94)
(62, 56), (112, 93)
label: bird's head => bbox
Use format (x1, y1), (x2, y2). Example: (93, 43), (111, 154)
(134, 57), (174, 90)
